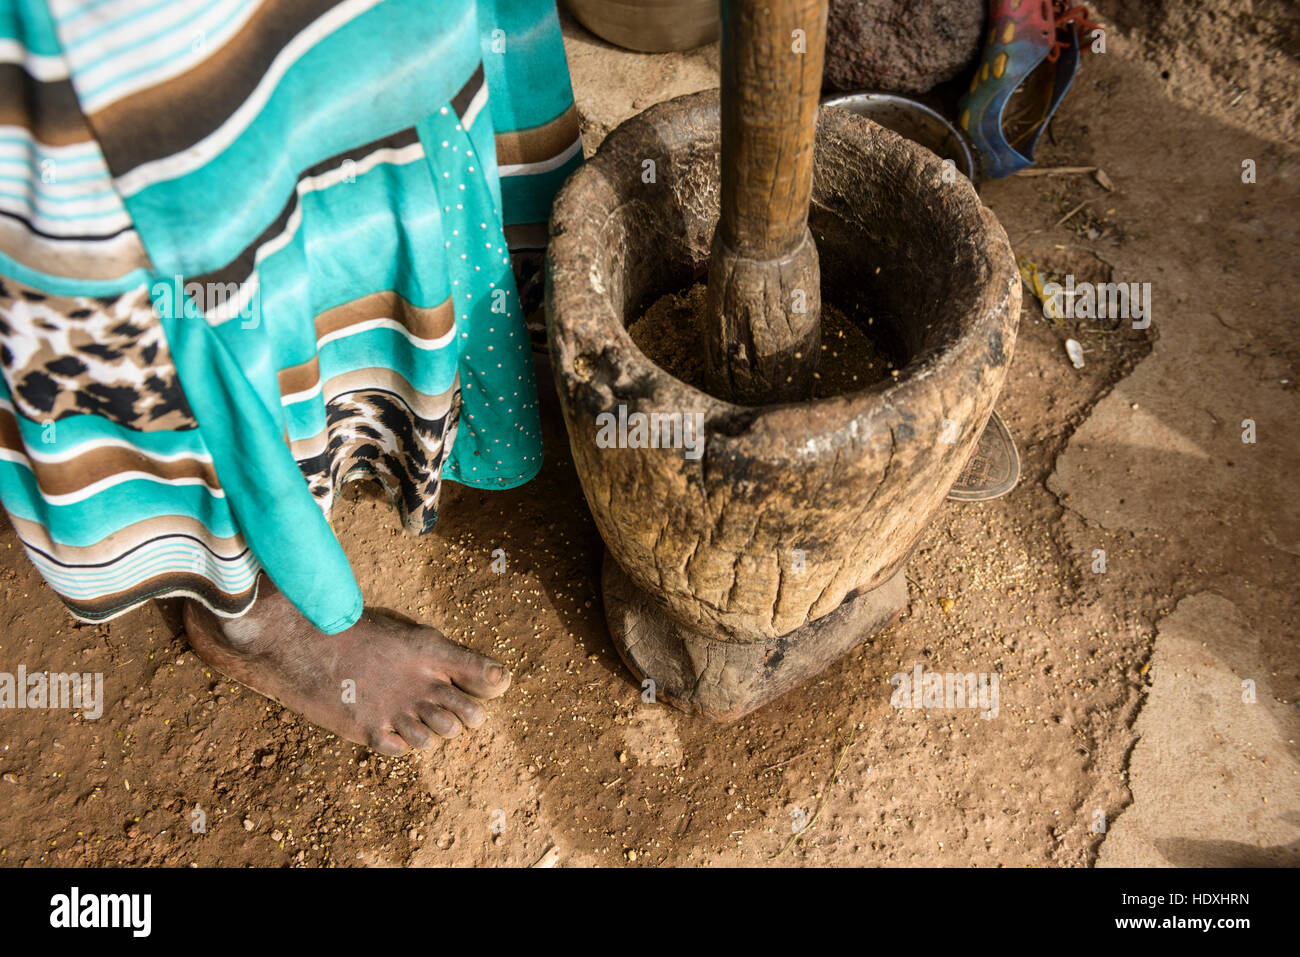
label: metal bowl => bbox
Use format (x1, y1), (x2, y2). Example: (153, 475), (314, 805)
(821, 91), (977, 182)
(565, 0), (719, 53)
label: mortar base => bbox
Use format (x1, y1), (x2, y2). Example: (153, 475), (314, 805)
(602, 552), (907, 721)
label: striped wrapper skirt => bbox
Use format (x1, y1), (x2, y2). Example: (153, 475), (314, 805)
(0, 0), (583, 633)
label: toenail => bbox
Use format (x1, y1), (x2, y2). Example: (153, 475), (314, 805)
(486, 665), (504, 684)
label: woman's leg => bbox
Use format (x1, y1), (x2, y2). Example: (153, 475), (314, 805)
(183, 577), (509, 755)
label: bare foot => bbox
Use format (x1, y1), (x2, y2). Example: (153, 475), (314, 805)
(183, 578), (511, 755)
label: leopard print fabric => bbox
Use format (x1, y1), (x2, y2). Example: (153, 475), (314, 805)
(0, 278), (196, 431)
(300, 387), (462, 532)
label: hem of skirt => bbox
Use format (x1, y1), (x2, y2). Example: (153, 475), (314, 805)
(62, 579), (262, 625)
(51, 449), (539, 628)
(333, 464), (441, 536)
(62, 577), (361, 635)
(443, 456), (544, 493)
(315, 593), (363, 635)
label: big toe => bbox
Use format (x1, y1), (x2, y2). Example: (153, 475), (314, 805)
(434, 640), (512, 699)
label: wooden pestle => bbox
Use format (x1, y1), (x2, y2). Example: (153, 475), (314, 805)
(703, 0), (827, 404)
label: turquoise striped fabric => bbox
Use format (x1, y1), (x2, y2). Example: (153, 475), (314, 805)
(0, 0), (581, 630)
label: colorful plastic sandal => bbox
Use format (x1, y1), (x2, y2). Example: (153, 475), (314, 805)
(958, 1), (1100, 179)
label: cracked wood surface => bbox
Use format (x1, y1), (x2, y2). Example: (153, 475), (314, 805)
(605, 552), (908, 721)
(547, 92), (1019, 646)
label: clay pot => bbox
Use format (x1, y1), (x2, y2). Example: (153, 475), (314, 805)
(546, 90), (1019, 719)
(565, 0), (720, 53)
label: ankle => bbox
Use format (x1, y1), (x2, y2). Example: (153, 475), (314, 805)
(193, 576), (294, 650)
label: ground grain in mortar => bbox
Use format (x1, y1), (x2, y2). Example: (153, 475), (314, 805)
(628, 282), (895, 399)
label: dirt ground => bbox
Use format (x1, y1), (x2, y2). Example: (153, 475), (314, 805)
(1, 3), (1296, 867)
